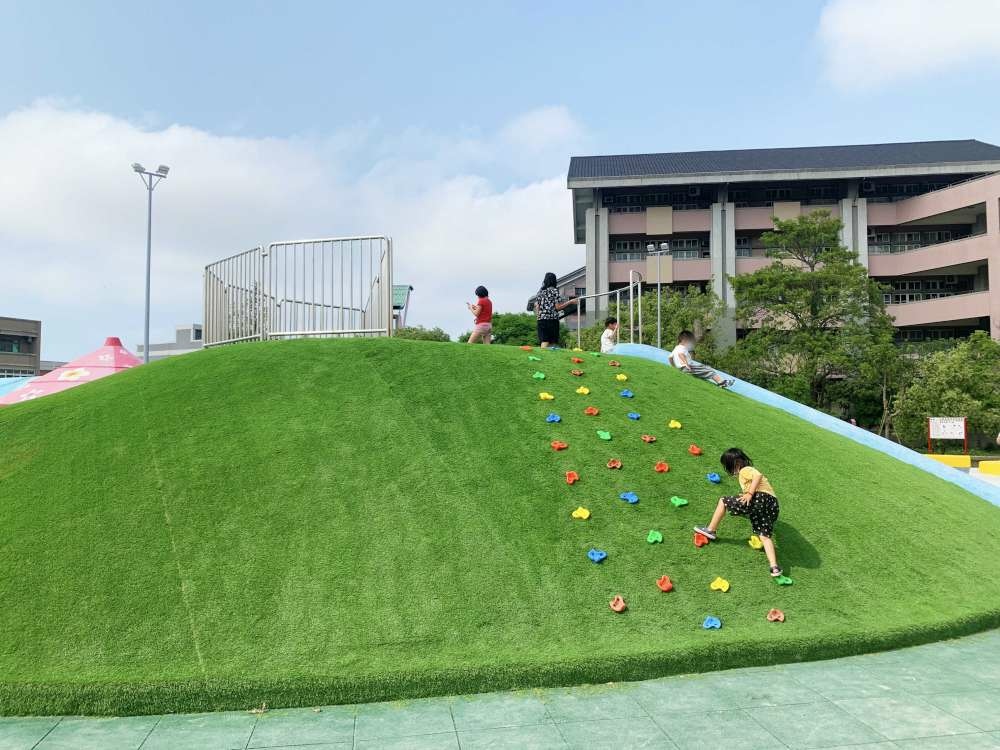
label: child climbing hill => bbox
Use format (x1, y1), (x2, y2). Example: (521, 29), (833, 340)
(694, 448), (783, 577)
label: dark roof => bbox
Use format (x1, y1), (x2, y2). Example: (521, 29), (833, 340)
(568, 139), (1000, 181)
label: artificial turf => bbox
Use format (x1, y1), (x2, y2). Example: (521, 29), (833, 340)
(1, 337), (999, 716)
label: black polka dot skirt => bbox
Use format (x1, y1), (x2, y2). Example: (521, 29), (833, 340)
(722, 492), (779, 537)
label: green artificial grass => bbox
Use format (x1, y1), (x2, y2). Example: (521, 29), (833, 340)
(1, 338), (1000, 716)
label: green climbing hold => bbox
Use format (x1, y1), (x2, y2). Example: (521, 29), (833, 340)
(774, 575), (794, 586)
(528, 355), (542, 361)
(532, 371), (546, 380)
(590, 352), (601, 357)
(596, 430), (612, 441)
(670, 496), (689, 507)
(646, 530), (663, 544)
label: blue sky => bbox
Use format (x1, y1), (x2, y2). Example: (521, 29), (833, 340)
(2, 0), (1000, 359)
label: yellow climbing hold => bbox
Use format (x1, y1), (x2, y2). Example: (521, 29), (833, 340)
(615, 373), (628, 382)
(571, 506), (591, 520)
(572, 347), (584, 352)
(748, 535), (764, 550)
(668, 419), (682, 429)
(575, 386), (590, 395)
(539, 392), (555, 401)
(710, 576), (731, 593)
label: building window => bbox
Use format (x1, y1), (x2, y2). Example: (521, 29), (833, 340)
(765, 188), (792, 201)
(0, 340), (21, 353)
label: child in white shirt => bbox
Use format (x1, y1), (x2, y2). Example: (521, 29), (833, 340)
(600, 317), (618, 353)
(670, 330), (733, 388)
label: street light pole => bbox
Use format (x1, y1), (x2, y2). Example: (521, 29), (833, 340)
(646, 242), (671, 349)
(132, 163), (170, 364)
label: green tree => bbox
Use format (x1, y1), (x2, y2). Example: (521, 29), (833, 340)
(893, 331), (1000, 449)
(459, 312), (569, 346)
(726, 210), (892, 409)
(394, 325), (451, 342)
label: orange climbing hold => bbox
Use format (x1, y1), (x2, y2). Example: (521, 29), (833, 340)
(607, 458), (622, 469)
(688, 444), (703, 456)
(693, 532), (710, 547)
(767, 608), (786, 622)
(520, 345), (533, 351)
(641, 434), (657, 443)
(584, 406), (600, 416)
(571, 356), (584, 364)
(654, 461), (669, 473)
(609, 595), (627, 613)
(609, 360), (621, 367)
(656, 575), (674, 592)
(565, 470), (580, 485)
(550, 440), (568, 451)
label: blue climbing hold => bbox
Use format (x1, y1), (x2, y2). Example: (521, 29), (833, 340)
(546, 413), (561, 423)
(587, 548), (607, 563)
(627, 412), (641, 420)
(703, 616), (722, 629)
(620, 389), (634, 398)
(619, 491), (639, 504)
(706, 472), (721, 484)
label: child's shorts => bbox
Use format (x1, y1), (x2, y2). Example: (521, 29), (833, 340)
(723, 492), (779, 537)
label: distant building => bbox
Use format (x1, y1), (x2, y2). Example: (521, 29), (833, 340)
(0, 317), (41, 377)
(39, 360), (67, 375)
(136, 324), (204, 361)
(392, 285), (414, 329)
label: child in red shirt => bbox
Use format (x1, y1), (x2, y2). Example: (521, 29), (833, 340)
(467, 285), (493, 344)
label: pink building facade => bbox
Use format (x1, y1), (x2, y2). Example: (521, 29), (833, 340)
(566, 140), (1000, 344)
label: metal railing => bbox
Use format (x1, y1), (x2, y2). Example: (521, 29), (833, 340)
(204, 235), (392, 347)
(572, 270), (644, 350)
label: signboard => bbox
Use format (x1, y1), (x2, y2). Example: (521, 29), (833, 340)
(928, 417), (968, 453)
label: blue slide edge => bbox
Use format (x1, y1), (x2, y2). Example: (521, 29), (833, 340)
(613, 343), (1000, 507)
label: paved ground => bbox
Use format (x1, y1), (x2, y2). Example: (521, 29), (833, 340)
(3, 628), (1000, 749)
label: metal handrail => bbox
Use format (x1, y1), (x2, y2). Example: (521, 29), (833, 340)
(573, 271), (644, 350)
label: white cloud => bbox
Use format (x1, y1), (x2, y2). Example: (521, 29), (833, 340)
(819, 0), (1000, 90)
(0, 102), (586, 359)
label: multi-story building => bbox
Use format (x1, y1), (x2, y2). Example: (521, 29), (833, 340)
(567, 139), (1000, 344)
(0, 317), (41, 377)
(136, 324), (204, 361)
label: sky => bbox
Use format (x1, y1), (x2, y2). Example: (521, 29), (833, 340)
(2, 0), (1000, 360)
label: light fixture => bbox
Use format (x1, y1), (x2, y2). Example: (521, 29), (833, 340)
(156, 165), (170, 176)
(132, 163), (144, 173)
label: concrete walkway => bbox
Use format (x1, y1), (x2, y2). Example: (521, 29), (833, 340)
(3, 629), (1000, 749)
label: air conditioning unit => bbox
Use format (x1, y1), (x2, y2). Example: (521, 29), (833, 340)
(687, 186), (701, 197)
(861, 179), (874, 193)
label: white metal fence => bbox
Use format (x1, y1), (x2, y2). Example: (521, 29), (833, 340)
(204, 236), (392, 347)
(570, 270), (644, 349)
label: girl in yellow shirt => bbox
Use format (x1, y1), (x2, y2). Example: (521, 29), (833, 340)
(694, 448), (783, 577)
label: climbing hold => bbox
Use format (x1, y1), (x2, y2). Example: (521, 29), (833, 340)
(572, 347), (584, 352)
(774, 575), (794, 586)
(706, 472), (721, 484)
(609, 595), (627, 613)
(571, 506), (591, 520)
(670, 496), (688, 507)
(584, 406), (600, 416)
(709, 576), (731, 593)
(748, 535), (763, 550)
(587, 548), (607, 563)
(641, 434), (657, 443)
(609, 360), (621, 367)
(532, 371), (546, 380)
(570, 369), (584, 377)
(575, 386), (590, 395)
(767, 608), (785, 622)
(570, 356), (584, 364)
(668, 419), (682, 429)
(693, 532), (709, 547)
(647, 530), (663, 544)
(597, 430), (612, 441)
(619, 491), (639, 504)
(656, 575), (674, 592)
(702, 616), (722, 630)
(654, 461), (670, 473)
(550, 440), (568, 451)
(565, 471), (580, 485)
(620, 389), (634, 398)
(539, 392), (555, 401)
(616, 373), (628, 382)
(606, 458), (622, 469)
(590, 352), (601, 357)
(520, 345), (533, 351)
(528, 355), (542, 361)
(627, 412), (641, 420)
(688, 444), (703, 456)
(546, 412), (561, 423)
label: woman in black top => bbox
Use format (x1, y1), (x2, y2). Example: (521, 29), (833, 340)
(533, 272), (576, 347)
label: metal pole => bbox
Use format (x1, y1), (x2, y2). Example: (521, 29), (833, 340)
(656, 253), (662, 349)
(143, 178), (153, 364)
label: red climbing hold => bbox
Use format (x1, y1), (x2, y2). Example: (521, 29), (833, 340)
(609, 595), (627, 613)
(584, 406), (600, 416)
(656, 575), (674, 592)
(551, 440), (568, 451)
(688, 444), (703, 456)
(607, 458), (622, 469)
(641, 434), (657, 443)
(571, 356), (584, 364)
(693, 532), (710, 547)
(767, 608), (786, 622)
(654, 461), (669, 473)
(520, 345), (533, 351)
(565, 471), (580, 485)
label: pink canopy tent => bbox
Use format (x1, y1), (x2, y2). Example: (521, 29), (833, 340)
(0, 337), (141, 406)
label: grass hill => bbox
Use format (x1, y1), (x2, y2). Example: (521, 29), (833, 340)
(1, 337), (1000, 716)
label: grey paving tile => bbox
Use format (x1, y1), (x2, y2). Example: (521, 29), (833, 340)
(633, 673), (748, 714)
(355, 732), (458, 749)
(35, 716), (159, 750)
(260, 744), (351, 750)
(784, 661), (899, 701)
(556, 716), (675, 749)
(749, 701), (888, 748)
(711, 670), (824, 708)
(247, 705), (355, 747)
(821, 744), (897, 750)
(457, 722), (566, 749)
(835, 695), (978, 741)
(354, 698), (454, 741)
(541, 685), (647, 723)
(922, 690), (1000, 732)
(655, 708), (783, 750)
(863, 662), (988, 696)
(0, 718), (60, 750)
(893, 733), (1000, 748)
(140, 711), (256, 750)
(449, 691), (548, 731)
